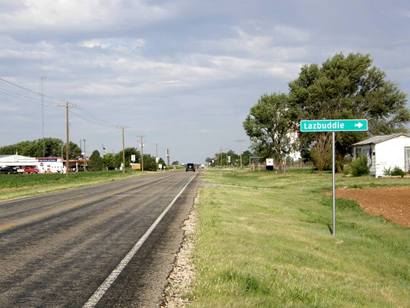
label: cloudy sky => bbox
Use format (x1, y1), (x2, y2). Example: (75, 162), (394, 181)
(0, 0), (409, 162)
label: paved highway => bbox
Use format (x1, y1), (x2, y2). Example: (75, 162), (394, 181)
(0, 171), (198, 307)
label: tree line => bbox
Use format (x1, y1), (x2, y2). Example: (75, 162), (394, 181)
(206, 150), (252, 167)
(88, 148), (165, 171)
(0, 138), (81, 158)
(243, 53), (410, 170)
(0, 138), (165, 171)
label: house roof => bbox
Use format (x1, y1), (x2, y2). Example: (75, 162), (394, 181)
(353, 133), (410, 146)
(0, 154), (37, 162)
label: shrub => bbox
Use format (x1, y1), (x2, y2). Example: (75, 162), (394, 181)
(350, 156), (369, 177)
(343, 164), (352, 176)
(390, 166), (405, 177)
(383, 167), (391, 176)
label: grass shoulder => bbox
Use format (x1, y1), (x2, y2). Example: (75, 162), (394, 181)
(191, 168), (410, 307)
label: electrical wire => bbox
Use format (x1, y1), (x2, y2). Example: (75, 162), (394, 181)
(0, 86), (57, 107)
(0, 76), (141, 133)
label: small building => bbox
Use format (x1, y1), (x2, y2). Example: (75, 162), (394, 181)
(37, 157), (64, 174)
(353, 133), (410, 177)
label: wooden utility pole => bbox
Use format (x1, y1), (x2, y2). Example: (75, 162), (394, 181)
(140, 136), (144, 172)
(122, 127), (126, 173)
(41, 76), (46, 157)
(65, 102), (70, 175)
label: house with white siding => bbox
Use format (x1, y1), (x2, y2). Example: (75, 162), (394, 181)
(353, 133), (410, 177)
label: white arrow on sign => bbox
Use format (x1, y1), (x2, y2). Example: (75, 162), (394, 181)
(354, 122), (363, 128)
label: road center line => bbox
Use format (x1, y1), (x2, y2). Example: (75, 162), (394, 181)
(82, 174), (196, 308)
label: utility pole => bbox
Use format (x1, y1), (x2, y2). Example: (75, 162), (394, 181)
(121, 127), (126, 173)
(40, 76), (46, 157)
(65, 102), (70, 175)
(58, 101), (75, 175)
(83, 138), (87, 171)
(138, 136), (144, 172)
(166, 148), (170, 166)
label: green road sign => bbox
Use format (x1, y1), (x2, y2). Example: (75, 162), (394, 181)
(300, 119), (368, 132)
(299, 118), (368, 236)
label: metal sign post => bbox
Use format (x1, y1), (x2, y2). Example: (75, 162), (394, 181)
(300, 119), (368, 236)
(332, 131), (336, 235)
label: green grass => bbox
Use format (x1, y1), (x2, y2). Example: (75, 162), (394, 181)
(0, 170), (140, 200)
(191, 169), (410, 307)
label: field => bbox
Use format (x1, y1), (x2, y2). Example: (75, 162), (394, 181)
(0, 171), (139, 201)
(191, 169), (410, 307)
(337, 187), (410, 227)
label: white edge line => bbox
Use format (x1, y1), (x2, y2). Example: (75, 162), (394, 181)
(82, 174), (196, 308)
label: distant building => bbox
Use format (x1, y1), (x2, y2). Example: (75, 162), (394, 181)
(353, 133), (410, 177)
(0, 155), (65, 173)
(37, 157), (64, 174)
(0, 154), (38, 168)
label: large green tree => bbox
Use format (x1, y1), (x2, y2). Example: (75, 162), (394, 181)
(88, 150), (103, 171)
(289, 53), (410, 165)
(102, 153), (116, 170)
(115, 147), (140, 168)
(62, 142), (82, 159)
(142, 154), (158, 171)
(243, 93), (298, 169)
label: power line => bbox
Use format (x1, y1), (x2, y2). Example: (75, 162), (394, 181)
(0, 77), (146, 157)
(0, 77), (43, 97)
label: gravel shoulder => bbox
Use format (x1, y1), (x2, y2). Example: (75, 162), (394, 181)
(162, 194), (198, 307)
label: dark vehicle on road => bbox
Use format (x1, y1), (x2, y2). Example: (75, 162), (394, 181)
(0, 166), (19, 174)
(186, 163), (195, 172)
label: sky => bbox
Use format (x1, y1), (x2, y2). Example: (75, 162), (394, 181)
(0, 0), (409, 163)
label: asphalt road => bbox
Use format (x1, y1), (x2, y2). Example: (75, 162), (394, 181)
(0, 171), (199, 307)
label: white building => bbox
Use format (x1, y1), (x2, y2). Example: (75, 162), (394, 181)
(37, 157), (64, 174)
(0, 154), (38, 167)
(0, 155), (64, 173)
(353, 133), (410, 177)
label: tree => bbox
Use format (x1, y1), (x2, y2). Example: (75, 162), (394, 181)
(143, 154), (157, 171)
(241, 150), (252, 166)
(289, 53), (410, 168)
(102, 153), (116, 170)
(88, 150), (103, 171)
(115, 147), (140, 168)
(63, 142), (82, 159)
(243, 93), (297, 170)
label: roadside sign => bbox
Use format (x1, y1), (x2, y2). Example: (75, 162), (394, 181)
(300, 119), (368, 236)
(131, 154), (136, 162)
(300, 119), (368, 132)
(266, 158), (274, 166)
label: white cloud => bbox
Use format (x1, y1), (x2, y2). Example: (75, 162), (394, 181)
(0, 0), (173, 35)
(81, 38), (145, 52)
